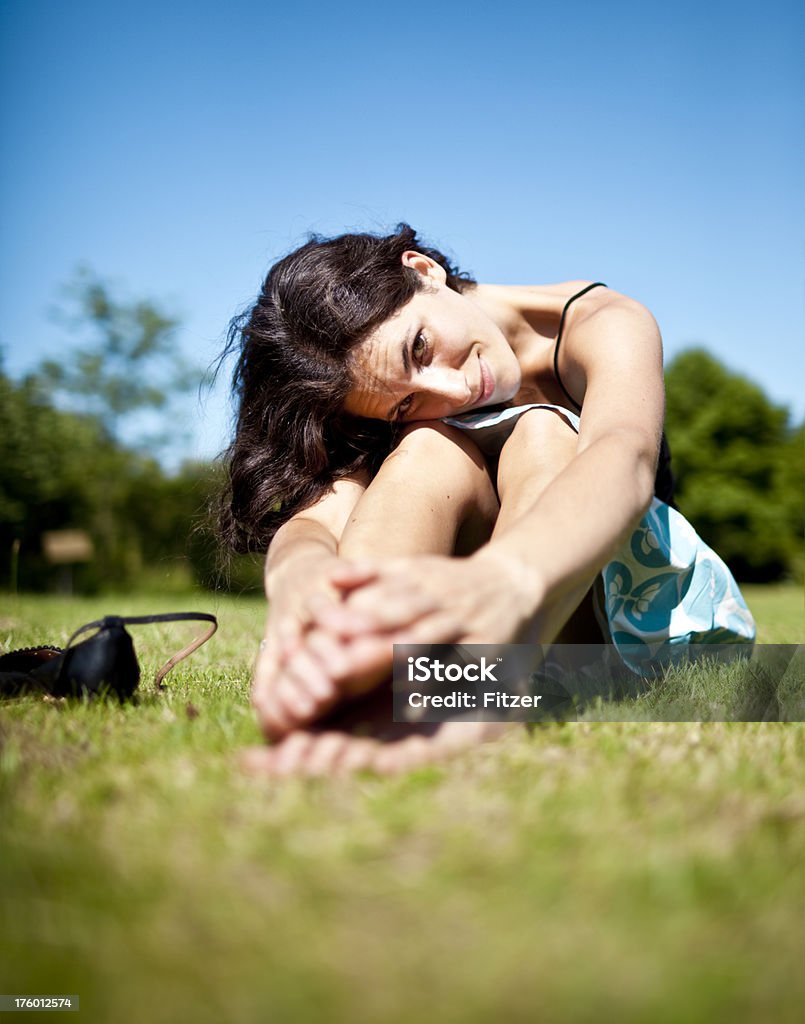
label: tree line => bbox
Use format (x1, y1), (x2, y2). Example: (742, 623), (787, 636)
(1, 274), (802, 592)
(0, 272), (259, 594)
(0, 366), (225, 592)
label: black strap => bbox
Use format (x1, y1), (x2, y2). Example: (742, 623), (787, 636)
(552, 282), (607, 411)
(66, 612), (217, 649)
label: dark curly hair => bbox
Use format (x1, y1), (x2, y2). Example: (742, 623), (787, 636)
(218, 223), (476, 553)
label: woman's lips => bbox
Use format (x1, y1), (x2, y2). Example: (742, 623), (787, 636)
(478, 355), (495, 404)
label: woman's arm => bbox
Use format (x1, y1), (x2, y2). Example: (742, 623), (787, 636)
(477, 288), (664, 639)
(253, 472), (371, 734)
(264, 473), (368, 606)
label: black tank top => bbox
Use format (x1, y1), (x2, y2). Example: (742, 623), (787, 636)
(552, 282), (676, 506)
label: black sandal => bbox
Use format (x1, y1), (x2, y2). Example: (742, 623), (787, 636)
(0, 612), (217, 700)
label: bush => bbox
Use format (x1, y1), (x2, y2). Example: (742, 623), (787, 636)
(664, 348), (803, 581)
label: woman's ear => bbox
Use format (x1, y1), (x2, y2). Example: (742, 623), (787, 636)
(401, 250), (447, 285)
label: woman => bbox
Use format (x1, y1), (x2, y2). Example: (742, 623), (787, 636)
(220, 225), (755, 775)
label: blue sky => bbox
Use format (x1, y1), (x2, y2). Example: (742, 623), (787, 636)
(1, 0), (802, 463)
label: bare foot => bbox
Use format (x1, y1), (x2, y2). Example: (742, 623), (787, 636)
(242, 682), (513, 777)
(254, 627), (402, 741)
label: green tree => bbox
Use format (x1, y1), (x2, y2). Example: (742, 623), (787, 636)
(0, 269), (226, 593)
(664, 348), (803, 581)
(0, 363), (234, 593)
(37, 267), (203, 454)
(0, 364), (130, 589)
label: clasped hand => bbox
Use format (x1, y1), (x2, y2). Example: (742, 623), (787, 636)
(253, 549), (542, 739)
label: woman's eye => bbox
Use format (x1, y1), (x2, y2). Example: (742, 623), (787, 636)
(396, 395), (414, 420)
(412, 331), (426, 362)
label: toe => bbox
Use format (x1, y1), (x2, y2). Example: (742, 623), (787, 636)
(373, 735), (435, 775)
(335, 737), (381, 776)
(271, 731), (318, 775)
(239, 745), (277, 775)
(300, 732), (351, 776)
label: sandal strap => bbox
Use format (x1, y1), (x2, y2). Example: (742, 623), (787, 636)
(66, 612), (218, 688)
(153, 617), (218, 689)
(66, 612), (217, 647)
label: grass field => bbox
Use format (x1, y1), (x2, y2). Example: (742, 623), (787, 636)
(1, 584), (803, 1023)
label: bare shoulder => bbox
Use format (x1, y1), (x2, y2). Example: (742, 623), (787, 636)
(475, 280), (623, 321)
(560, 288), (665, 450)
(564, 285), (661, 361)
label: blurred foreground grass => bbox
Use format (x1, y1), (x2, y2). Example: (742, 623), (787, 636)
(0, 584), (803, 1023)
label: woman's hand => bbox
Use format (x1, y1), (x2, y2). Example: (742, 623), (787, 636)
(253, 549), (546, 741)
(252, 556), (378, 739)
(300, 548), (546, 681)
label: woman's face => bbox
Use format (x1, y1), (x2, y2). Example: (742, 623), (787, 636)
(344, 253), (521, 423)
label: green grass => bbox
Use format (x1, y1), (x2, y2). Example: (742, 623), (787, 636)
(1, 585), (803, 1023)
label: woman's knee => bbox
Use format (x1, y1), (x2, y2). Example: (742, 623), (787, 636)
(392, 420), (486, 466)
(382, 421), (494, 495)
(497, 408), (579, 501)
(340, 421), (499, 557)
(393, 422), (500, 552)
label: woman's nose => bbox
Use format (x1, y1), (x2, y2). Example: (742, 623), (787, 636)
(419, 365), (470, 404)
